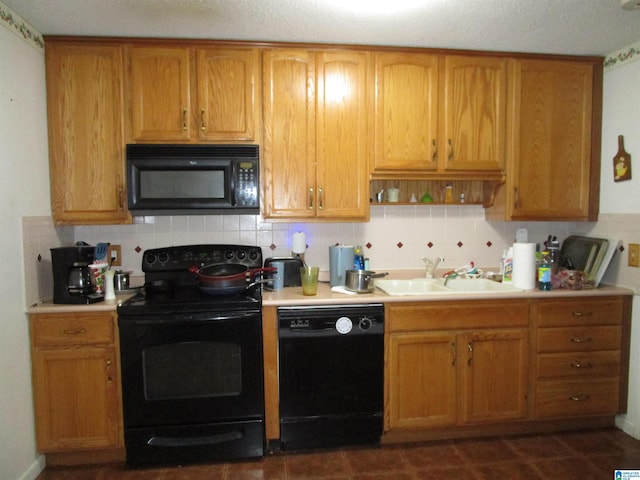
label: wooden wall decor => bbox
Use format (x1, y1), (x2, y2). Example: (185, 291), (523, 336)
(614, 135), (632, 182)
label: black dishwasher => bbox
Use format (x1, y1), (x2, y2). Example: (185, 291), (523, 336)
(278, 304), (384, 451)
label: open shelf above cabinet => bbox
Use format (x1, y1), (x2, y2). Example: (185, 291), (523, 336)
(370, 178), (505, 208)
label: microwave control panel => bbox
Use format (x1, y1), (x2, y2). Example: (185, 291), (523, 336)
(235, 160), (258, 207)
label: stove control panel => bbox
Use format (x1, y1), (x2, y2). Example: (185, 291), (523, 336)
(142, 244), (263, 272)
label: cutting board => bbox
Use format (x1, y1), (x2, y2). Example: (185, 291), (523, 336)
(613, 135), (632, 182)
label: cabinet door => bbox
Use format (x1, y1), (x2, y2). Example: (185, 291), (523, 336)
(129, 46), (191, 141)
(46, 42), (128, 225)
(32, 346), (121, 452)
(459, 329), (528, 424)
(441, 56), (507, 172)
(508, 59), (594, 220)
(386, 332), (457, 430)
(315, 51), (370, 220)
(196, 48), (259, 141)
(262, 49), (316, 219)
(372, 52), (439, 173)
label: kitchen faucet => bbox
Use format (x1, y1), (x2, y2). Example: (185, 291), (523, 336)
(421, 256), (444, 279)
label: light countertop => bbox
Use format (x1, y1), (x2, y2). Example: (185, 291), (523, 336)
(262, 282), (634, 307)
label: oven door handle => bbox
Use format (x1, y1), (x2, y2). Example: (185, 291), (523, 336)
(147, 430), (243, 448)
(121, 311), (260, 325)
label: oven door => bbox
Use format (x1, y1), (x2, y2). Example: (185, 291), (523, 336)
(118, 310), (264, 428)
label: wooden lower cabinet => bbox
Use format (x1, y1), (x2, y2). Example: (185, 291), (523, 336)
(384, 295), (631, 440)
(385, 300), (529, 432)
(30, 312), (123, 454)
(534, 296), (628, 419)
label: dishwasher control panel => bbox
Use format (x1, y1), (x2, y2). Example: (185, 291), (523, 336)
(278, 304), (384, 337)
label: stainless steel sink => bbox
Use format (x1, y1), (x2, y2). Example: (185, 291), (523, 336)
(375, 278), (451, 295)
(441, 278), (524, 293)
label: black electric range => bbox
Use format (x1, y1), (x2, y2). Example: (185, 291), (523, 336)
(117, 244), (266, 468)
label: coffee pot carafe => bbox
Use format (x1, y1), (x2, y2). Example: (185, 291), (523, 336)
(66, 262), (95, 295)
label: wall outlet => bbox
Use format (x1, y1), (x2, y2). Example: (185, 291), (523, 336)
(109, 245), (122, 267)
(628, 243), (640, 267)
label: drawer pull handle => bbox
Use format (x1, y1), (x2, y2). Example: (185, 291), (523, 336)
(570, 362), (593, 369)
(572, 311), (593, 317)
(106, 359), (113, 384)
(450, 342), (456, 366)
(569, 394), (591, 402)
(61, 328), (86, 335)
(570, 336), (592, 343)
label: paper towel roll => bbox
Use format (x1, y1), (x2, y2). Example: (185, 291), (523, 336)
(512, 242), (537, 290)
(291, 232), (306, 254)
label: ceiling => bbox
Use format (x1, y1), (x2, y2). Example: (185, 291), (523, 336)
(5, 0), (640, 57)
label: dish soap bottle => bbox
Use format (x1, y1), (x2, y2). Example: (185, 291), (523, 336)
(354, 246), (365, 270)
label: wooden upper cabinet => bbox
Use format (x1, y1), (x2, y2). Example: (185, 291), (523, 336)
(371, 52), (507, 177)
(46, 41), (128, 225)
(128, 45), (259, 142)
(441, 56), (508, 172)
(196, 48), (259, 141)
(490, 58), (598, 221)
(262, 48), (370, 220)
(129, 46), (191, 141)
(372, 52), (439, 173)
(262, 49), (316, 219)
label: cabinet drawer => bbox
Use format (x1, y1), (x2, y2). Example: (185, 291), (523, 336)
(32, 313), (114, 347)
(535, 379), (619, 418)
(537, 297), (622, 327)
(537, 351), (621, 379)
(537, 326), (621, 353)
(387, 300), (529, 332)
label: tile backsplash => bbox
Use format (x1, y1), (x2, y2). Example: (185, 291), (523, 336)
(22, 209), (640, 306)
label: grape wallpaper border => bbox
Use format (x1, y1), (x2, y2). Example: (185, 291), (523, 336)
(0, 0), (44, 51)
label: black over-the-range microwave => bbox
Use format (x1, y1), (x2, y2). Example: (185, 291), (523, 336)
(126, 144), (259, 215)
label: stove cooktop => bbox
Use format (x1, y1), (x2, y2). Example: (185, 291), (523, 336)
(117, 244), (265, 317)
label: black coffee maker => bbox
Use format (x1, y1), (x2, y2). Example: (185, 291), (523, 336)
(51, 244), (104, 304)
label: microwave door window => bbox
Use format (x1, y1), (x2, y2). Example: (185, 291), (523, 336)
(140, 170), (225, 199)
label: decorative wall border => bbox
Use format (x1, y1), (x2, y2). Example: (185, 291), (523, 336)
(0, 0), (44, 51)
(605, 40), (640, 71)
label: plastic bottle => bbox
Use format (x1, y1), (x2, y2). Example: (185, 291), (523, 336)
(444, 185), (453, 203)
(502, 247), (513, 284)
(538, 251), (552, 291)
(354, 246), (365, 270)
(547, 240), (560, 275)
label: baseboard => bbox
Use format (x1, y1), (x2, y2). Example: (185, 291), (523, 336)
(616, 413), (639, 439)
(17, 454), (45, 480)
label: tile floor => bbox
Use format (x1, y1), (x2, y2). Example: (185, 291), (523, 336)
(37, 428), (640, 480)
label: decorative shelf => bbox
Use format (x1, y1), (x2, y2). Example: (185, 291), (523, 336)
(370, 178), (505, 208)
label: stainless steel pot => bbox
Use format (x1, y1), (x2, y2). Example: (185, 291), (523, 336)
(345, 269), (388, 293)
(113, 270), (131, 292)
